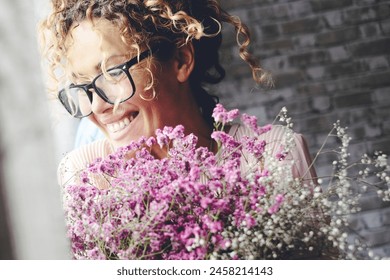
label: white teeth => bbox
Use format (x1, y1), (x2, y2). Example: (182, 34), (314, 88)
(107, 116), (132, 133)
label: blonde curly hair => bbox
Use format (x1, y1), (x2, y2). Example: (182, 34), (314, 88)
(39, 0), (271, 125)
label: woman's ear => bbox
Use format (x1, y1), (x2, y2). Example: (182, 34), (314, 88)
(175, 43), (195, 83)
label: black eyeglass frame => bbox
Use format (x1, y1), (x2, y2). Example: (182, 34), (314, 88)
(58, 48), (157, 118)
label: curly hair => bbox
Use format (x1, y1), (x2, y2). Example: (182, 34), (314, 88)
(39, 0), (271, 126)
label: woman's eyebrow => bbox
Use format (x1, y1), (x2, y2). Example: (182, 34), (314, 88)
(70, 54), (128, 80)
(102, 54), (128, 68)
(70, 72), (94, 83)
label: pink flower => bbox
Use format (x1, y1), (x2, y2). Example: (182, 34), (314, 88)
(268, 194), (285, 215)
(241, 113), (258, 131)
(212, 103), (240, 125)
(241, 114), (272, 135)
(276, 146), (288, 161)
(202, 215), (222, 233)
(212, 103), (227, 123)
(156, 129), (169, 147)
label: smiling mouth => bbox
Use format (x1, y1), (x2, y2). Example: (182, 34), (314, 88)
(107, 112), (138, 133)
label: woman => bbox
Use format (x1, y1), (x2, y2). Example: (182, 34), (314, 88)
(39, 0), (316, 188)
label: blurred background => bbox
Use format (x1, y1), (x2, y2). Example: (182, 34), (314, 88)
(0, 0), (389, 259)
(0, 0), (70, 259)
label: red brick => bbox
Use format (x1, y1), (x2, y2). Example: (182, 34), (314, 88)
(333, 92), (373, 108)
(288, 50), (331, 67)
(325, 61), (369, 78)
(316, 27), (360, 46)
(350, 38), (390, 57)
(310, 0), (353, 12)
(281, 17), (321, 34)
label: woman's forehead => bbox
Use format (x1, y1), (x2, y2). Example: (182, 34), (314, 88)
(65, 20), (131, 76)
(67, 19), (128, 48)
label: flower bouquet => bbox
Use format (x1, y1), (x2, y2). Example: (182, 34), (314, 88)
(63, 104), (390, 259)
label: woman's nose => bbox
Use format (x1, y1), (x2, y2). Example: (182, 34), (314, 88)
(90, 90), (112, 115)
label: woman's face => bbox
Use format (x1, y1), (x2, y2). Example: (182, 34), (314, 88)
(66, 19), (189, 149)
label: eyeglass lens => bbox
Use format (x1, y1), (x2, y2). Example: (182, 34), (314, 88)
(60, 67), (134, 118)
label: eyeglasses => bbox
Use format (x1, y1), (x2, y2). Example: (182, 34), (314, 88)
(58, 48), (155, 118)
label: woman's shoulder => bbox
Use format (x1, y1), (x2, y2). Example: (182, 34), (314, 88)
(228, 123), (302, 140)
(57, 139), (112, 187)
(227, 123), (316, 181)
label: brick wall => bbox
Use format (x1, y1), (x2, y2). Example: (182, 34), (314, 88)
(213, 0), (390, 258)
